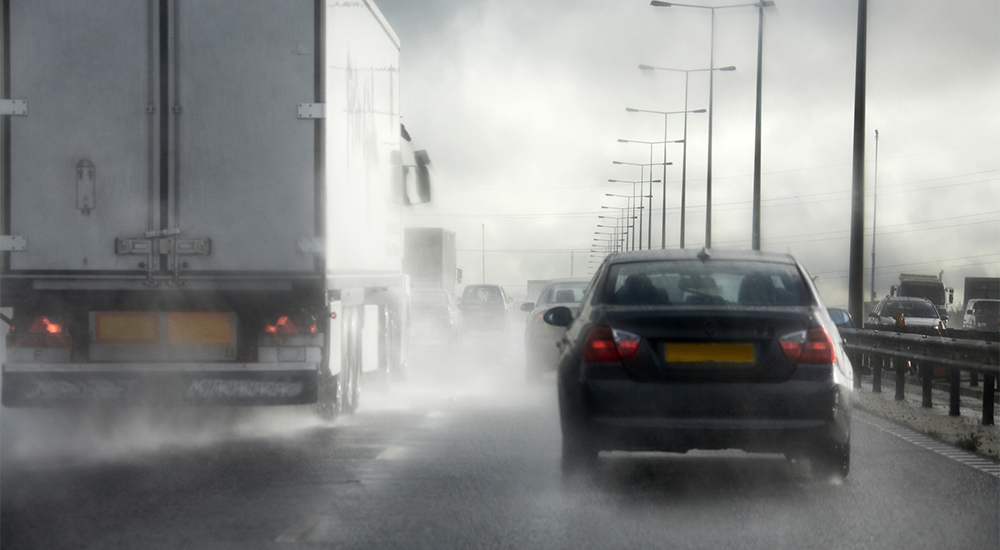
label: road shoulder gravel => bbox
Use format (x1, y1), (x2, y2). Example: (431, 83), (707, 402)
(853, 381), (999, 461)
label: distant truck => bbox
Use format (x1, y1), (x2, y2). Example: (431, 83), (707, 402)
(526, 280), (549, 303)
(964, 277), (1000, 304)
(403, 228), (458, 295)
(890, 273), (953, 319)
(0, 0), (426, 416)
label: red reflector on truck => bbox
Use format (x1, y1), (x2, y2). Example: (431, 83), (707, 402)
(94, 312), (159, 344)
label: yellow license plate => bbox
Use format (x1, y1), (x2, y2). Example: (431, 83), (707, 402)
(167, 313), (234, 345)
(94, 312), (159, 344)
(665, 343), (755, 364)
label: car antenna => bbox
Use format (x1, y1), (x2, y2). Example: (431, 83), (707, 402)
(697, 247), (711, 262)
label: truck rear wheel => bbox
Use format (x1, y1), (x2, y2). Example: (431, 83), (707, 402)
(338, 361), (361, 414)
(315, 371), (338, 421)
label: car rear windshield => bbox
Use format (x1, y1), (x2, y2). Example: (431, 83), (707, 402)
(602, 260), (812, 307)
(974, 301), (999, 315)
(881, 300), (939, 318)
(538, 282), (590, 306)
(462, 286), (504, 303)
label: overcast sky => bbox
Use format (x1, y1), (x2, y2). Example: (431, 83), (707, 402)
(377, 0), (999, 306)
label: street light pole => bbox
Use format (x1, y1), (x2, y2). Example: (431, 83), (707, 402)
(751, 1), (773, 250)
(617, 139), (679, 249)
(651, 1), (773, 248)
(624, 108), (703, 248)
(870, 129), (879, 302)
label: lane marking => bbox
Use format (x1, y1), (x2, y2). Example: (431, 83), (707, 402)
(376, 445), (407, 460)
(275, 515), (320, 543)
(856, 411), (1000, 479)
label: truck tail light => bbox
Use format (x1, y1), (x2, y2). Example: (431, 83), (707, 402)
(264, 316), (316, 335)
(780, 327), (836, 364)
(7, 316), (72, 348)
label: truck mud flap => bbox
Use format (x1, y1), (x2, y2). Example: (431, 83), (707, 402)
(2, 370), (318, 408)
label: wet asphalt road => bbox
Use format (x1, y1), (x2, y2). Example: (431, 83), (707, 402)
(2, 328), (998, 549)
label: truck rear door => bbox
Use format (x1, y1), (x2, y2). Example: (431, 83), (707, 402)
(4, 1), (317, 275)
(5, 0), (155, 272)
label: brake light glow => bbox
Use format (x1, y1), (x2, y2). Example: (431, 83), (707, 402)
(780, 327), (836, 363)
(583, 326), (641, 361)
(7, 316), (72, 348)
(28, 316), (63, 334)
(612, 328), (641, 359)
(264, 316), (316, 335)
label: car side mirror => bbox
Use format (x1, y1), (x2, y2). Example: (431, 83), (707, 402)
(520, 302), (535, 312)
(543, 306), (574, 328)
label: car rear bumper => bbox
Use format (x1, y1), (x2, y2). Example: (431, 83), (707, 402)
(563, 367), (851, 454)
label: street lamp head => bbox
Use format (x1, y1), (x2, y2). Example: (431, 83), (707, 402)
(625, 108), (639, 113)
(761, 1), (775, 7)
(617, 139), (629, 143)
(650, 1), (672, 6)
(719, 66), (737, 71)
(693, 109), (707, 113)
(612, 161), (623, 165)
(638, 64), (655, 71)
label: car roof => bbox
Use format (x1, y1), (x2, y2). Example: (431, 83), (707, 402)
(543, 277), (591, 285)
(602, 248), (797, 266)
(882, 296), (934, 303)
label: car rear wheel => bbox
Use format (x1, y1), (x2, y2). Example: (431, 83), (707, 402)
(811, 441), (850, 479)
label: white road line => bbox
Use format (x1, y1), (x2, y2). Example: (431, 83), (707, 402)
(376, 445), (407, 460)
(275, 515), (320, 543)
(857, 412), (1000, 479)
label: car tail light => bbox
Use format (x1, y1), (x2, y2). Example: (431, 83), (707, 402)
(780, 327), (836, 363)
(583, 326), (640, 361)
(612, 328), (641, 359)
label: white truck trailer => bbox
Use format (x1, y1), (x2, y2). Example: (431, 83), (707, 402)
(0, 0), (426, 416)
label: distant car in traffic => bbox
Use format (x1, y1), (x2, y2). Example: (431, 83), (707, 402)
(458, 284), (509, 332)
(545, 249), (852, 478)
(868, 296), (944, 328)
(826, 307), (855, 330)
(410, 288), (463, 343)
(523, 277), (592, 382)
(964, 299), (999, 332)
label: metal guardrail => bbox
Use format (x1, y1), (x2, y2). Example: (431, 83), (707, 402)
(841, 327), (1000, 426)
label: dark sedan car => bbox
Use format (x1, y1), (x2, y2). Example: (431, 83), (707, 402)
(410, 288), (463, 343)
(458, 284), (509, 332)
(545, 249), (852, 478)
